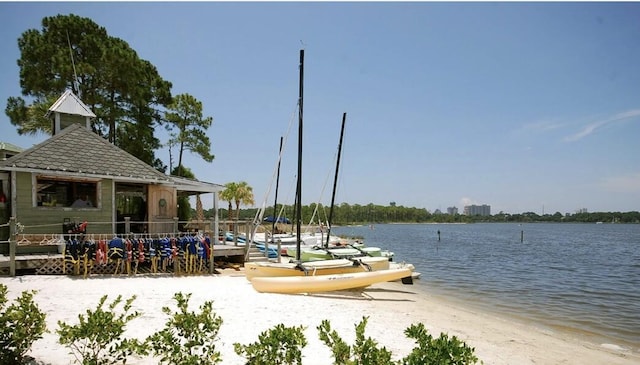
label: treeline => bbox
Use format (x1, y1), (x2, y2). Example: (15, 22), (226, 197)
(196, 203), (640, 224)
(493, 211), (640, 224)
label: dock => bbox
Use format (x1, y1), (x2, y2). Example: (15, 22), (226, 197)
(0, 244), (246, 276)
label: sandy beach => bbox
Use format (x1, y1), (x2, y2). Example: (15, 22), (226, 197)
(1, 270), (638, 365)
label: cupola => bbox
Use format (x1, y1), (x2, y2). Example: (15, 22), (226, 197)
(45, 90), (96, 135)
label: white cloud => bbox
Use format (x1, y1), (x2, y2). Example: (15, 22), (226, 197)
(512, 119), (565, 138)
(600, 172), (640, 193)
(459, 197), (475, 207)
(564, 109), (640, 142)
(522, 120), (564, 133)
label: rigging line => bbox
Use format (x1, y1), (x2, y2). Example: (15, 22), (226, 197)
(66, 30), (80, 98)
(310, 119), (347, 229)
(251, 101), (298, 222)
(249, 101), (299, 242)
(333, 122), (349, 208)
(305, 117), (346, 229)
(273, 171), (297, 225)
(273, 173), (298, 225)
(307, 148), (340, 229)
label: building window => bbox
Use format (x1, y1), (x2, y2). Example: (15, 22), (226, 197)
(115, 183), (147, 233)
(36, 177), (98, 208)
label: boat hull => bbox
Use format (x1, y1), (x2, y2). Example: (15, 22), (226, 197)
(244, 256), (390, 280)
(287, 245), (393, 262)
(250, 267), (413, 294)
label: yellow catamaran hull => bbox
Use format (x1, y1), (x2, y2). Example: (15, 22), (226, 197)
(244, 257), (391, 281)
(250, 267), (413, 294)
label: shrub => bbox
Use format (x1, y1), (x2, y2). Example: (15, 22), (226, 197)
(234, 323), (307, 365)
(146, 292), (223, 364)
(318, 316), (394, 365)
(56, 294), (146, 365)
(401, 323), (479, 365)
(8, 286), (481, 365)
(0, 284), (47, 364)
(317, 319), (351, 364)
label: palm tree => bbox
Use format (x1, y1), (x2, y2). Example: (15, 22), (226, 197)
(219, 182), (238, 224)
(233, 181), (255, 220)
(219, 181), (255, 227)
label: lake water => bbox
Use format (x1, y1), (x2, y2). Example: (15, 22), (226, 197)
(332, 223), (640, 351)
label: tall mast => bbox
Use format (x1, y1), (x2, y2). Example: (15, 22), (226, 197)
(271, 136), (284, 241)
(296, 49), (304, 262)
(325, 113), (347, 248)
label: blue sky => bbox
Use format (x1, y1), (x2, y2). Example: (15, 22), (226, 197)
(1, 2), (639, 215)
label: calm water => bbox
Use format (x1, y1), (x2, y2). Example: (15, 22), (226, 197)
(332, 223), (640, 351)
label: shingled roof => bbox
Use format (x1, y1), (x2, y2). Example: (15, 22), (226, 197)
(0, 124), (170, 183)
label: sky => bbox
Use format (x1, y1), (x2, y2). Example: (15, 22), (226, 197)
(1, 2), (639, 215)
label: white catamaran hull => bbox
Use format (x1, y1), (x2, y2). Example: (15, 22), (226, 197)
(250, 267), (413, 294)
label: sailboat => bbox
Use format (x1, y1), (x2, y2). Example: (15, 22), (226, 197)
(247, 50), (412, 292)
(285, 112), (393, 262)
(251, 267), (413, 294)
(245, 256), (391, 281)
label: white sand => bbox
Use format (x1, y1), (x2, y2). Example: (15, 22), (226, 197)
(2, 270), (638, 365)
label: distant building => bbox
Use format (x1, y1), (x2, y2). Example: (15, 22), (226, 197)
(464, 204), (491, 216)
(576, 208), (588, 214)
(447, 206), (458, 215)
(433, 209), (442, 215)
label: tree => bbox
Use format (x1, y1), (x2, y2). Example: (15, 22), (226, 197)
(172, 166), (195, 228)
(233, 181), (255, 220)
(165, 93), (214, 177)
(5, 94), (56, 136)
(219, 182), (238, 223)
(220, 182), (255, 223)
(5, 14), (172, 169)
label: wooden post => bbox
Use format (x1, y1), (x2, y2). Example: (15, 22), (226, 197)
(245, 221), (251, 247)
(277, 239), (282, 262)
(232, 222), (238, 246)
(173, 217), (179, 236)
(124, 217), (131, 235)
(521, 230), (524, 243)
(209, 234), (215, 275)
(437, 230), (441, 242)
(9, 217), (16, 277)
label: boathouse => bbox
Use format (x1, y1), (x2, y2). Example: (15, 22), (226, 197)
(0, 91), (224, 258)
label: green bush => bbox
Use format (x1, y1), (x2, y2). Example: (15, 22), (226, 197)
(319, 317), (479, 365)
(401, 323), (479, 365)
(0, 283), (47, 364)
(318, 316), (394, 365)
(234, 323), (307, 365)
(56, 294), (146, 365)
(146, 292), (223, 364)
(3, 286), (480, 365)
(317, 319), (351, 364)
(317, 317), (393, 365)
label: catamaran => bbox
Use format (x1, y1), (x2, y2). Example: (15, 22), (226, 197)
(246, 50), (413, 293)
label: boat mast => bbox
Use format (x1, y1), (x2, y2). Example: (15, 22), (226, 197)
(296, 49), (304, 262)
(271, 136), (283, 241)
(325, 113), (347, 248)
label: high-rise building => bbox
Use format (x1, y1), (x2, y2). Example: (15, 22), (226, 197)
(463, 204), (491, 216)
(447, 206), (458, 215)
